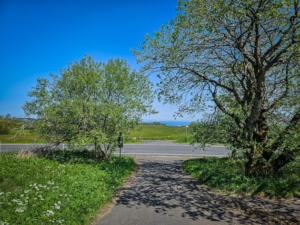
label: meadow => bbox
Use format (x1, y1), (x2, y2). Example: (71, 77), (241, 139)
(127, 124), (191, 142)
(0, 130), (41, 144)
(0, 124), (192, 144)
(0, 151), (136, 224)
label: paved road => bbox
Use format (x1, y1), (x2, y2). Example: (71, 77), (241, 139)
(95, 156), (300, 225)
(0, 141), (229, 156)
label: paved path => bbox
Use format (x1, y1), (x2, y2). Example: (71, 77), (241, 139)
(95, 156), (300, 225)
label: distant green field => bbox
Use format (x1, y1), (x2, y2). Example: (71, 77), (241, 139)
(128, 124), (191, 142)
(0, 130), (43, 144)
(0, 125), (192, 143)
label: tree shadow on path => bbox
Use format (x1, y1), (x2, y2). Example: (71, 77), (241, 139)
(115, 157), (300, 224)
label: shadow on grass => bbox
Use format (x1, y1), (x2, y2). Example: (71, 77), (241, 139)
(183, 157), (300, 199)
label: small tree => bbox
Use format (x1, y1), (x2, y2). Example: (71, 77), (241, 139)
(23, 55), (155, 157)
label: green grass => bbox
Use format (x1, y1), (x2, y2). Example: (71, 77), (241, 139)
(0, 130), (43, 143)
(0, 151), (136, 224)
(182, 157), (300, 199)
(0, 125), (193, 143)
(128, 124), (192, 141)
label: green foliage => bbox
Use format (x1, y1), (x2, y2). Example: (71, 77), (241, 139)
(189, 113), (227, 148)
(134, 0), (300, 176)
(0, 114), (20, 135)
(23, 55), (155, 157)
(182, 157), (300, 198)
(0, 151), (135, 224)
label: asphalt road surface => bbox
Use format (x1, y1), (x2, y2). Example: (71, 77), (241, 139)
(0, 141), (229, 156)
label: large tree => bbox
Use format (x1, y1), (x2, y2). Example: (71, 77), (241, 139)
(134, 0), (300, 176)
(23, 55), (154, 157)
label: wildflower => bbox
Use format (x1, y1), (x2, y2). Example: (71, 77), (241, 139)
(54, 204), (60, 210)
(44, 210), (54, 216)
(15, 207), (26, 213)
(0, 221), (10, 225)
(48, 181), (54, 185)
(0, 192), (4, 196)
(24, 190), (30, 194)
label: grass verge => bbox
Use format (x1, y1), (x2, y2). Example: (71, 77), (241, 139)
(182, 157), (300, 199)
(0, 151), (136, 224)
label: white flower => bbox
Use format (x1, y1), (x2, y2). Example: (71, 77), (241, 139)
(38, 184), (46, 188)
(0, 221), (10, 225)
(0, 192), (4, 196)
(57, 201), (61, 204)
(54, 204), (60, 210)
(15, 207), (26, 213)
(44, 210), (54, 216)
(24, 190), (30, 194)
(48, 181), (54, 185)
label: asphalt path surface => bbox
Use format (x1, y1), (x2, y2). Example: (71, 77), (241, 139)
(0, 141), (229, 156)
(95, 156), (300, 225)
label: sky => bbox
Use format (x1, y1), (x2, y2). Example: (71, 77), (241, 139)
(0, 0), (197, 123)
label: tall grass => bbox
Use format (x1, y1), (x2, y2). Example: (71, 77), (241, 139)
(182, 157), (300, 198)
(0, 151), (135, 224)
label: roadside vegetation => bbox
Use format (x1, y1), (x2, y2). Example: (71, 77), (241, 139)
(182, 157), (300, 199)
(0, 151), (135, 224)
(0, 124), (194, 144)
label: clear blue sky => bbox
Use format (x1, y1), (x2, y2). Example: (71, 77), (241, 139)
(0, 0), (195, 122)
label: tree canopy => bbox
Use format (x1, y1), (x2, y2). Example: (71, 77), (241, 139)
(134, 0), (300, 176)
(23, 55), (155, 157)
